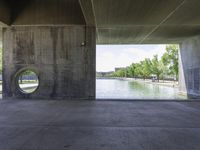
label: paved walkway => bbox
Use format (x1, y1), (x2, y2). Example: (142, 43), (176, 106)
(0, 100), (200, 150)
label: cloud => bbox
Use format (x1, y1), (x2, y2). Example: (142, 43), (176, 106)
(96, 45), (166, 72)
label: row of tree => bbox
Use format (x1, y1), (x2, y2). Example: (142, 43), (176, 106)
(111, 45), (179, 81)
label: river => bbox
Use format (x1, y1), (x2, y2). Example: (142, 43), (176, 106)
(96, 78), (187, 100)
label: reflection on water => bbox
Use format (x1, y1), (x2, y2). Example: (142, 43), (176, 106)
(96, 79), (187, 100)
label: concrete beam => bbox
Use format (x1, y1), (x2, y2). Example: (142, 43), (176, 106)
(1, 0), (200, 43)
(9, 0), (86, 25)
(93, 0), (200, 44)
(0, 1), (11, 26)
(79, 0), (96, 26)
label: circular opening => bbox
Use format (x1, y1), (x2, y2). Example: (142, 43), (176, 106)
(17, 70), (39, 94)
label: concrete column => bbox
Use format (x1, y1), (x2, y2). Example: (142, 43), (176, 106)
(0, 28), (2, 44)
(179, 36), (200, 99)
(178, 47), (187, 95)
(3, 26), (96, 100)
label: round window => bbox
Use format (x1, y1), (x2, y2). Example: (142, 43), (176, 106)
(17, 70), (39, 94)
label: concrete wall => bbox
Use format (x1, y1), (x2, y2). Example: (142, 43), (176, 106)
(179, 36), (200, 98)
(3, 26), (96, 100)
(178, 47), (187, 95)
(0, 28), (2, 44)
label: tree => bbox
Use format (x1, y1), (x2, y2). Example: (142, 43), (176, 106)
(151, 55), (162, 81)
(113, 69), (126, 77)
(159, 59), (169, 81)
(128, 63), (136, 78)
(126, 66), (133, 77)
(162, 45), (179, 80)
(143, 58), (152, 79)
(110, 44), (179, 81)
(140, 59), (152, 80)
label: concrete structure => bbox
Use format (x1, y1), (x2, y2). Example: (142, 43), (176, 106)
(3, 26), (96, 99)
(0, 0), (200, 99)
(179, 36), (200, 98)
(1, 0), (96, 99)
(0, 100), (200, 149)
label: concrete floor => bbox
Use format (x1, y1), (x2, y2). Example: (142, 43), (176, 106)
(0, 100), (200, 150)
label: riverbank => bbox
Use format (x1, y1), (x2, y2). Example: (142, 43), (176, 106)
(97, 77), (179, 88)
(130, 78), (178, 88)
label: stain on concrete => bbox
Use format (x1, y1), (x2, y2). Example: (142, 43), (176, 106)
(60, 27), (68, 60)
(14, 30), (35, 64)
(180, 36), (200, 98)
(3, 26), (96, 99)
(50, 27), (58, 98)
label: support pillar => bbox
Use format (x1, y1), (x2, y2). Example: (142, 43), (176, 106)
(3, 26), (96, 100)
(179, 36), (200, 99)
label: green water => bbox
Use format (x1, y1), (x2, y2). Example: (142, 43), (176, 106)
(96, 79), (187, 100)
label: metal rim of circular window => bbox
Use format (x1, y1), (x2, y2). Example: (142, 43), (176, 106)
(15, 69), (40, 94)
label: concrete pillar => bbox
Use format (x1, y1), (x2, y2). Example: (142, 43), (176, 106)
(179, 36), (200, 99)
(178, 47), (187, 95)
(0, 28), (2, 44)
(3, 26), (96, 100)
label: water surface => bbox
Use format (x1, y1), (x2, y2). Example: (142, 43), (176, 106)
(96, 79), (187, 100)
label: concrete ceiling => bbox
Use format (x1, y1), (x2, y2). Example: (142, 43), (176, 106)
(1, 0), (200, 44)
(91, 0), (200, 44)
(0, 0), (85, 25)
(0, 1), (11, 25)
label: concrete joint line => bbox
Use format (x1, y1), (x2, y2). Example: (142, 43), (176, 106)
(91, 0), (99, 41)
(79, 0), (88, 24)
(139, 0), (186, 44)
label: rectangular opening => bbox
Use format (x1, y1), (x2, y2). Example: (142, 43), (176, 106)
(96, 44), (187, 100)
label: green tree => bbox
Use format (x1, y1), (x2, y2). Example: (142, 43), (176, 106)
(151, 55), (162, 81)
(113, 69), (126, 77)
(162, 45), (179, 79)
(134, 63), (142, 78)
(159, 60), (169, 81)
(126, 66), (132, 77)
(127, 63), (136, 78)
(142, 58), (152, 79)
(138, 59), (152, 80)
(110, 44), (179, 81)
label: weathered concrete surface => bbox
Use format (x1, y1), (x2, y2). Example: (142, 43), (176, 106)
(180, 36), (200, 98)
(0, 100), (200, 149)
(3, 26), (96, 99)
(178, 48), (187, 94)
(0, 1), (10, 26)
(1, 0), (200, 99)
(93, 0), (200, 44)
(0, 0), (85, 25)
(11, 0), (86, 25)
(79, 0), (96, 26)
(1, 0), (200, 43)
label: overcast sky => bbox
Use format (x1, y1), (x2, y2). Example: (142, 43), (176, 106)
(96, 45), (166, 72)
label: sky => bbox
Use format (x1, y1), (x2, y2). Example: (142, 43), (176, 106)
(96, 45), (166, 72)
